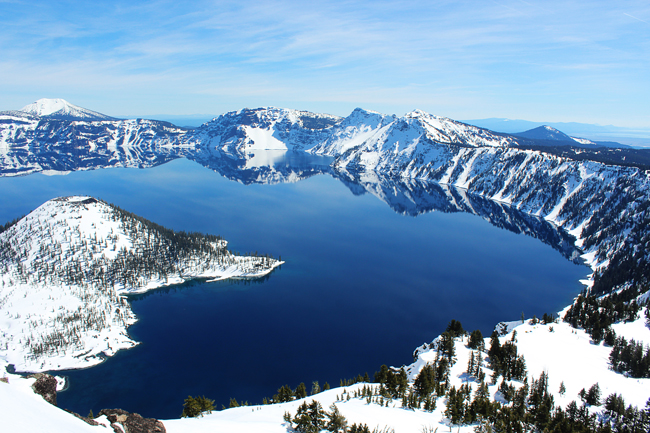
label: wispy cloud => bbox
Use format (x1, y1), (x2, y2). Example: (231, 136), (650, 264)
(623, 12), (649, 24)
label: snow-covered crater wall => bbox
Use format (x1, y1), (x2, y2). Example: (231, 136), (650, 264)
(187, 105), (650, 295)
(2, 104), (648, 295)
(320, 113), (650, 295)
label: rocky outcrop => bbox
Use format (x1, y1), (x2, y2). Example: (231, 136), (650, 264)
(98, 409), (166, 433)
(28, 373), (57, 405)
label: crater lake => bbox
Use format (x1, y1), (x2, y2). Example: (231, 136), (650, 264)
(0, 155), (588, 419)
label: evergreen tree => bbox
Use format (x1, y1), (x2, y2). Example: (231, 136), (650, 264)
(295, 382), (307, 399)
(439, 331), (456, 363)
(273, 384), (294, 403)
(311, 381), (321, 395)
(527, 372), (554, 430)
(445, 319), (465, 338)
(292, 400), (327, 433)
(468, 329), (484, 350)
(604, 393), (626, 419)
(348, 423), (371, 433)
(374, 365), (390, 384)
(396, 367), (409, 398)
(181, 395), (215, 418)
(414, 364), (436, 398)
(326, 404), (347, 432)
(585, 383), (601, 406)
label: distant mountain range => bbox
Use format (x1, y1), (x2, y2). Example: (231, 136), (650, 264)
(463, 117), (650, 148)
(1, 99), (650, 300)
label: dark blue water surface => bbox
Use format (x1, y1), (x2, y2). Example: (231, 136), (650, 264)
(0, 158), (587, 419)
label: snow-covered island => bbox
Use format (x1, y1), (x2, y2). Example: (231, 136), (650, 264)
(0, 196), (283, 372)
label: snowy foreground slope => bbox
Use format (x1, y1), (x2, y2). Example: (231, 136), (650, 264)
(0, 196), (282, 372)
(2, 310), (648, 432)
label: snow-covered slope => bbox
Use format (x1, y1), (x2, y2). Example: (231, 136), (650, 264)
(187, 107), (340, 156)
(20, 98), (115, 121)
(327, 128), (650, 295)
(0, 196), (282, 372)
(0, 374), (110, 432)
(5, 311), (647, 432)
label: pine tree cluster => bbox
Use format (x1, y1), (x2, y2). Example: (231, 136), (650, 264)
(563, 291), (642, 344)
(180, 395), (215, 418)
(609, 336), (650, 378)
(488, 331), (527, 382)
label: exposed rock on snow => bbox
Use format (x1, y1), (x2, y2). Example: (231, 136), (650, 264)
(29, 373), (58, 405)
(98, 409), (166, 433)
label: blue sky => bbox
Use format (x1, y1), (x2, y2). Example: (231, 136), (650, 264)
(1, 0), (649, 126)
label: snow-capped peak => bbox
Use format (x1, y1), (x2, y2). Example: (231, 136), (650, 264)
(20, 98), (114, 121)
(514, 125), (574, 142)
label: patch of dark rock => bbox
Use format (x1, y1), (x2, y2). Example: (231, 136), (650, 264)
(98, 409), (166, 433)
(28, 373), (57, 405)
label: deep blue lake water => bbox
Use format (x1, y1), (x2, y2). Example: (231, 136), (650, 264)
(0, 157), (587, 419)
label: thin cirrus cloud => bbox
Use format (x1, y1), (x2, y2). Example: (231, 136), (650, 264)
(0, 0), (649, 126)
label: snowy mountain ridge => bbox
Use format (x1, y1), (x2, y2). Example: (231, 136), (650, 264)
(0, 110), (189, 176)
(2, 102), (650, 294)
(0, 196), (282, 372)
(189, 107), (516, 160)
